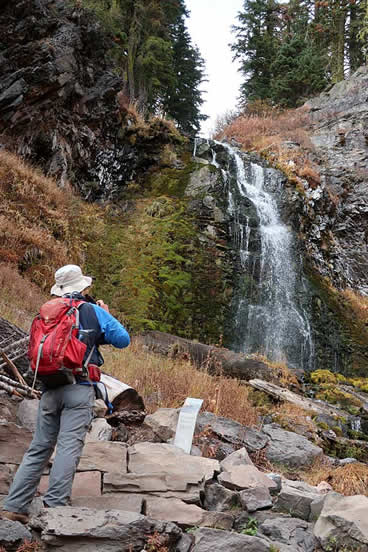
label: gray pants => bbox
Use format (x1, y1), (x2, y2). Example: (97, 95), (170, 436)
(4, 384), (94, 513)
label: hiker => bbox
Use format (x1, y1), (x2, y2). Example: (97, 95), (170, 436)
(1, 264), (130, 523)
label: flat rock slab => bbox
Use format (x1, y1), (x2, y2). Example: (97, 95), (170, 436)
(145, 496), (233, 530)
(72, 493), (144, 513)
(192, 527), (270, 552)
(30, 507), (182, 551)
(77, 442), (127, 473)
(197, 412), (269, 451)
(263, 424), (323, 468)
(203, 482), (239, 512)
(0, 519), (32, 549)
(218, 465), (278, 492)
(314, 492), (368, 551)
(39, 471), (102, 498)
(0, 422), (32, 464)
(128, 442), (220, 482)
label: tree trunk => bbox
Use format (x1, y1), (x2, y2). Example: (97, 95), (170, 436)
(138, 330), (283, 384)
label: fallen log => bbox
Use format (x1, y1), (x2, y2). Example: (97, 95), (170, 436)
(248, 378), (349, 419)
(138, 331), (280, 383)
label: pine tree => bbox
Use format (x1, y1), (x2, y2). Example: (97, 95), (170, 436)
(232, 0), (281, 103)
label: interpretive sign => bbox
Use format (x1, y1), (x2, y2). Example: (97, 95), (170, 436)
(174, 397), (203, 454)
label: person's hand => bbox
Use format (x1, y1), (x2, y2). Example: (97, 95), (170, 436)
(96, 300), (109, 312)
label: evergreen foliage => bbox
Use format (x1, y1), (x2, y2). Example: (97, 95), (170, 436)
(80, 0), (206, 135)
(232, 0), (367, 108)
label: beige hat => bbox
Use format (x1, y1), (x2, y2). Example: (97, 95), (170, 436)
(51, 265), (92, 297)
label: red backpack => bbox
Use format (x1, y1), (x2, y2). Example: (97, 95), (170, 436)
(28, 297), (87, 388)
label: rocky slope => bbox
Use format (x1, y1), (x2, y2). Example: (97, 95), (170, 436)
(2, 392), (368, 552)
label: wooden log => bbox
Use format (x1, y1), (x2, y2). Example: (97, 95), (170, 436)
(1, 351), (27, 386)
(138, 331), (280, 383)
(248, 378), (349, 419)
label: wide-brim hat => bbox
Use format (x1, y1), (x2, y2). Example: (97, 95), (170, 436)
(51, 264), (92, 297)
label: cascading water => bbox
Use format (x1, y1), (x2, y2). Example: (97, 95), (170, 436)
(219, 142), (314, 370)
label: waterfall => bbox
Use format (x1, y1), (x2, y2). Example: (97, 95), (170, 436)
(220, 143), (314, 370)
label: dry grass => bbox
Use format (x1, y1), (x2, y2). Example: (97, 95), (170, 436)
(271, 402), (316, 437)
(216, 107), (325, 195)
(0, 263), (47, 330)
(342, 289), (368, 324)
(0, 149), (86, 288)
(104, 339), (259, 427)
(305, 459), (368, 497)
(250, 353), (299, 388)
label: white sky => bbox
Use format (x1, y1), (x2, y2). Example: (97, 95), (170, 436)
(186, 0), (244, 137)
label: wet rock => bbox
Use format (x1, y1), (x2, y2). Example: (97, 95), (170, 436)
(239, 487), (273, 512)
(0, 519), (32, 550)
(218, 465), (278, 492)
(259, 516), (317, 552)
(203, 482), (239, 511)
(263, 424), (323, 467)
(314, 492), (368, 551)
(192, 527), (270, 552)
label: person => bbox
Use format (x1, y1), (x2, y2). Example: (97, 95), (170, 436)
(1, 265), (130, 524)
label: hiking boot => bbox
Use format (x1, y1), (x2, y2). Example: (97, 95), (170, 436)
(1, 510), (29, 524)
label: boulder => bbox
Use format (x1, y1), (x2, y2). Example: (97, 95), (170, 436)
(218, 465), (278, 492)
(128, 442), (220, 482)
(220, 447), (254, 470)
(144, 408), (179, 441)
(0, 519), (32, 550)
(192, 527), (270, 552)
(0, 464), (17, 494)
(314, 492), (368, 551)
(259, 516), (317, 552)
(16, 399), (39, 432)
(203, 482), (239, 512)
(77, 442), (127, 473)
(263, 424), (323, 467)
(275, 479), (323, 521)
(239, 487), (273, 512)
(145, 496), (233, 530)
(85, 418), (113, 442)
(0, 422), (32, 464)
(197, 412), (269, 451)
(266, 473), (282, 494)
(30, 507), (182, 552)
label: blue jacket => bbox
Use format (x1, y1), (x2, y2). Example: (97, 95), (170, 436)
(65, 293), (130, 366)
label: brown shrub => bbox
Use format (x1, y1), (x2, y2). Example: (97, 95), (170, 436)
(342, 289), (368, 324)
(0, 263), (47, 330)
(105, 339), (259, 427)
(305, 460), (368, 496)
